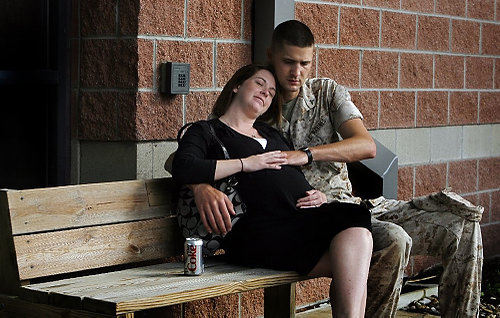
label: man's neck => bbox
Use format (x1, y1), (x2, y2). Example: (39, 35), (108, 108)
(283, 91), (299, 103)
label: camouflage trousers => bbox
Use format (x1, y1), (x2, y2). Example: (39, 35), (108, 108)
(364, 189), (483, 318)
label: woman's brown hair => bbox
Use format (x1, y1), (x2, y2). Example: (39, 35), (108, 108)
(211, 64), (282, 126)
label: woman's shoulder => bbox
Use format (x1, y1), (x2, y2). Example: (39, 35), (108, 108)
(178, 120), (213, 141)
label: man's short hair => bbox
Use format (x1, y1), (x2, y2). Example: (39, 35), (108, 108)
(271, 20), (314, 51)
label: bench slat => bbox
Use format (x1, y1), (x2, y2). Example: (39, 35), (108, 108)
(7, 179), (175, 235)
(14, 217), (183, 280)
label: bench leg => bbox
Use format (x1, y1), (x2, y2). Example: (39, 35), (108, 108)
(116, 314), (134, 318)
(264, 283), (296, 318)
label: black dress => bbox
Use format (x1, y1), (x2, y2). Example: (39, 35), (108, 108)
(172, 118), (371, 275)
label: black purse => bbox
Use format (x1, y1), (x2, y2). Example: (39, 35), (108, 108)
(176, 122), (247, 256)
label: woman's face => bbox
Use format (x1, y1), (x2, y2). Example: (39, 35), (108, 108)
(233, 69), (277, 117)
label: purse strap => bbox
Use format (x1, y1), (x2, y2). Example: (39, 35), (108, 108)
(177, 121), (230, 160)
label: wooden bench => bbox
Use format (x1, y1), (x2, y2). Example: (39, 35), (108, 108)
(0, 178), (305, 318)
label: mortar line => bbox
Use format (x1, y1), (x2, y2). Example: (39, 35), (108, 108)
(377, 91), (381, 128)
(153, 40), (157, 91)
(184, 0), (188, 38)
(378, 10), (382, 48)
(415, 15), (419, 50)
(479, 23), (483, 54)
(448, 18), (453, 53)
(477, 91), (481, 124)
(445, 161), (449, 187)
(493, 59), (496, 89)
(240, 0), (245, 40)
(116, 0), (119, 36)
(414, 91), (418, 127)
(463, 57), (467, 89)
(447, 91), (451, 125)
(495, 0), (498, 20)
(465, 0), (468, 18)
(358, 50), (363, 88)
(337, 6), (341, 47)
(213, 41), (217, 88)
(397, 53), (401, 88)
(432, 55), (436, 88)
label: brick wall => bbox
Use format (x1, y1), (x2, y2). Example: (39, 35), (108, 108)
(71, 0), (499, 316)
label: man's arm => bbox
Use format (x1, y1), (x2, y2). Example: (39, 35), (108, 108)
(285, 118), (376, 165)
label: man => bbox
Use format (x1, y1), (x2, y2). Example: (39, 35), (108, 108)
(187, 20), (483, 318)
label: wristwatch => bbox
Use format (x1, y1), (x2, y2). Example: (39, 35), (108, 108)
(299, 147), (313, 165)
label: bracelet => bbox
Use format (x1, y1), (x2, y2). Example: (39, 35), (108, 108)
(239, 158), (244, 172)
(299, 147), (313, 165)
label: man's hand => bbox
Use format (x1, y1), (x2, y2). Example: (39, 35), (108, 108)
(282, 150), (308, 166)
(190, 183), (236, 236)
(296, 189), (327, 208)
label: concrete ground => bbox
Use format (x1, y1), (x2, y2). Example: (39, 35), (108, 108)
(297, 305), (439, 317)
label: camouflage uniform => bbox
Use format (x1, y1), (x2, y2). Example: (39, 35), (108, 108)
(280, 78), (483, 318)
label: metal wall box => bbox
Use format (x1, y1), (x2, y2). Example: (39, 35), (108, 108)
(160, 62), (190, 95)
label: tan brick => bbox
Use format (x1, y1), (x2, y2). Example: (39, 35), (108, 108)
(412, 255), (440, 274)
(435, 55), (464, 88)
(479, 92), (500, 123)
(481, 223), (500, 258)
(296, 2), (338, 45)
(188, 0), (241, 39)
(136, 92), (183, 140)
(482, 23), (500, 55)
(156, 41), (213, 88)
(240, 289), (264, 318)
(116, 92), (138, 140)
(119, 0), (139, 35)
(467, 0), (495, 20)
(215, 43), (251, 88)
(81, 39), (138, 88)
(401, 53), (433, 88)
(449, 92), (478, 125)
(185, 91), (219, 123)
(361, 51), (398, 88)
(80, 0), (116, 36)
(466, 57), (494, 89)
(492, 191), (499, 222)
(478, 158), (500, 191)
(451, 19), (480, 54)
(380, 91), (415, 128)
(436, 0), (466, 17)
(138, 0), (184, 36)
(339, 7), (379, 47)
(363, 0), (399, 9)
(138, 39), (154, 88)
(417, 16), (449, 52)
(448, 160), (478, 194)
(416, 91), (448, 127)
(402, 0), (434, 13)
(478, 192), (491, 224)
(79, 92), (117, 140)
(381, 12), (416, 49)
(398, 166), (414, 200)
(318, 49), (360, 88)
(296, 278), (331, 306)
(184, 294), (239, 318)
(243, 0), (252, 40)
(415, 163), (447, 197)
(350, 91), (378, 129)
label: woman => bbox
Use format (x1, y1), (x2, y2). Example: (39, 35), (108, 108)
(172, 64), (372, 317)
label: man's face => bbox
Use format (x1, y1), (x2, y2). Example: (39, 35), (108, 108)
(269, 43), (314, 101)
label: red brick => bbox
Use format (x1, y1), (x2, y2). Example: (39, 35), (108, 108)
(188, 0), (241, 39)
(435, 55), (464, 88)
(339, 7), (380, 47)
(481, 223), (500, 257)
(185, 91), (219, 123)
(363, 0), (399, 9)
(240, 289), (264, 318)
(380, 91), (415, 128)
(116, 92), (137, 140)
(80, 0), (116, 36)
(138, 0), (184, 36)
(243, 0), (252, 40)
(350, 91), (378, 129)
(417, 16), (449, 52)
(482, 23), (500, 55)
(318, 49), (360, 88)
(449, 92), (478, 125)
(138, 39), (153, 88)
(296, 3), (338, 45)
(139, 305), (182, 317)
(398, 166), (414, 200)
(81, 39), (138, 88)
(361, 51), (398, 88)
(70, 0), (79, 38)
(467, 0), (495, 20)
(156, 41), (213, 88)
(496, 59), (500, 89)
(498, 1), (500, 21)
(402, 0), (434, 13)
(119, 0), (139, 35)
(415, 163), (447, 197)
(381, 12), (416, 49)
(184, 294), (239, 318)
(322, 0), (359, 3)
(216, 43), (251, 88)
(416, 91), (448, 127)
(451, 19), (480, 54)
(479, 92), (500, 123)
(401, 53), (433, 88)
(466, 57), (494, 89)
(492, 191), (499, 222)
(478, 158), (500, 191)
(70, 39), (79, 89)
(436, 0), (466, 16)
(412, 255), (440, 274)
(478, 192), (491, 224)
(79, 92), (117, 140)
(448, 160), (478, 194)
(136, 92), (183, 140)
(296, 278), (331, 306)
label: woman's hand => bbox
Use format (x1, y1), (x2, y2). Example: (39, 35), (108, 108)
(296, 189), (327, 209)
(242, 151), (287, 172)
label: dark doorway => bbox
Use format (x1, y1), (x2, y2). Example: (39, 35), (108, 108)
(0, 0), (70, 189)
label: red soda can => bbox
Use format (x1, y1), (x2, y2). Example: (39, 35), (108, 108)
(184, 238), (204, 275)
